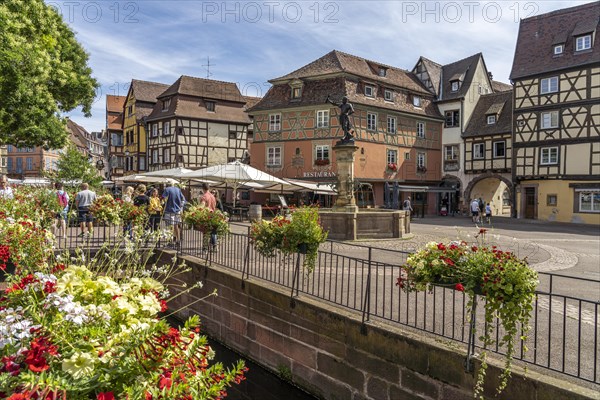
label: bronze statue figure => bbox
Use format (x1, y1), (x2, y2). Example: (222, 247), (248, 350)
(326, 95), (355, 143)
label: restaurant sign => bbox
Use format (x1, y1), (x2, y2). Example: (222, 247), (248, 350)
(303, 171), (336, 178)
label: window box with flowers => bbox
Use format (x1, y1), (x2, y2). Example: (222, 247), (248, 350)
(396, 229), (538, 399)
(314, 158), (330, 166)
(416, 165), (427, 173)
(386, 163), (398, 173)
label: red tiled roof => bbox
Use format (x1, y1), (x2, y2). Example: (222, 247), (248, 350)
(107, 114), (123, 131)
(463, 91), (513, 138)
(146, 76), (252, 124)
(106, 95), (126, 113)
(130, 80), (170, 103)
(271, 50), (431, 94)
(249, 51), (441, 118)
(509, 2), (600, 80)
(157, 75), (244, 102)
(492, 80), (512, 92)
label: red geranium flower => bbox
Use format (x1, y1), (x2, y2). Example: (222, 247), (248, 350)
(97, 392), (115, 400)
(454, 283), (465, 292)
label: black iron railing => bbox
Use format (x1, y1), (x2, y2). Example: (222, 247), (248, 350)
(59, 220), (599, 385)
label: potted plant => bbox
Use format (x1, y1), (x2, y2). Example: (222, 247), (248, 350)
(416, 165), (427, 173)
(250, 207), (328, 273)
(386, 163), (398, 173)
(397, 229), (538, 398)
(314, 158), (330, 166)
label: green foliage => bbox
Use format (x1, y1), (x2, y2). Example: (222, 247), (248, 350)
(46, 145), (103, 189)
(0, 0), (99, 148)
(183, 204), (229, 237)
(89, 195), (121, 225)
(0, 188), (247, 398)
(399, 229), (538, 399)
(250, 207), (328, 273)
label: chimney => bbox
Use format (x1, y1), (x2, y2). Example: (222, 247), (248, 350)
(487, 71), (493, 81)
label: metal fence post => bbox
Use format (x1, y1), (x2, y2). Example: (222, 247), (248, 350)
(360, 247), (372, 335)
(465, 295), (478, 372)
(241, 226), (251, 289)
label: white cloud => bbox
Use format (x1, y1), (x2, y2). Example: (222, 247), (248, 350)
(53, 0), (593, 132)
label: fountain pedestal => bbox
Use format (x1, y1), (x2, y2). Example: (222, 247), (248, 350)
(332, 142), (359, 213)
(318, 140), (409, 241)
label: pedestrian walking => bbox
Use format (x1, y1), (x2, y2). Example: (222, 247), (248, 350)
(199, 183), (218, 251)
(75, 183), (97, 237)
(162, 181), (186, 247)
(471, 198), (480, 223)
(403, 196), (413, 216)
(485, 203), (492, 224)
(53, 182), (69, 240)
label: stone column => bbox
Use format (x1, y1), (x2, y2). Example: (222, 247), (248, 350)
(332, 142), (359, 213)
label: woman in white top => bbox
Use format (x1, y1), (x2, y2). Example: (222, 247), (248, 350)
(122, 186), (134, 203)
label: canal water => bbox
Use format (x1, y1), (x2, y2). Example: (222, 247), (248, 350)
(209, 338), (319, 400)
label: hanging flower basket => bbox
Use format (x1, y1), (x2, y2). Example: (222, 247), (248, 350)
(396, 229), (538, 398)
(183, 204), (229, 237)
(250, 207), (327, 273)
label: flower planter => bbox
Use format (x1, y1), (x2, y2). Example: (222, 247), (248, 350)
(297, 243), (308, 254)
(0, 260), (16, 282)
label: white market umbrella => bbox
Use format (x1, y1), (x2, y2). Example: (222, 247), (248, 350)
(138, 167), (193, 178)
(114, 175), (179, 184)
(183, 161), (287, 207)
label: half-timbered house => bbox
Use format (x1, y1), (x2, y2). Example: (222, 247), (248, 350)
(122, 80), (169, 175)
(248, 50), (444, 212)
(412, 53), (511, 214)
(463, 90), (513, 216)
(106, 95), (126, 179)
(510, 2), (600, 224)
(145, 76), (253, 171)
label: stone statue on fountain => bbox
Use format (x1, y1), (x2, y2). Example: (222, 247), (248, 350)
(326, 95), (355, 144)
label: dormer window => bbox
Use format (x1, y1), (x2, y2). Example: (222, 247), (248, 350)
(554, 44), (564, 55)
(289, 79), (303, 100)
(205, 101), (215, 112)
(576, 34), (592, 51)
(378, 67), (387, 77)
(451, 81), (460, 92)
(413, 96), (421, 107)
(487, 115), (496, 124)
(162, 99), (171, 111)
(365, 85), (375, 97)
(384, 90), (393, 102)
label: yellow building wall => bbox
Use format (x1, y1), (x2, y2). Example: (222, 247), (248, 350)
(517, 180), (600, 224)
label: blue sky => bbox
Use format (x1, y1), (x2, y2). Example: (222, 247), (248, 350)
(48, 0), (592, 133)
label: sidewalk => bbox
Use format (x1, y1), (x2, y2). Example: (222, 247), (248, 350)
(411, 215), (600, 236)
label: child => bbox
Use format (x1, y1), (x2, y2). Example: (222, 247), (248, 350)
(485, 203), (492, 224)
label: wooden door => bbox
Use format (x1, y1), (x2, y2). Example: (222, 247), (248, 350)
(524, 187), (536, 219)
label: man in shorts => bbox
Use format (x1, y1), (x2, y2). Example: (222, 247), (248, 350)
(75, 183), (97, 237)
(162, 182), (186, 245)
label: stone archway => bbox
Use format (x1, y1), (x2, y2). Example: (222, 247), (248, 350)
(464, 173), (513, 216)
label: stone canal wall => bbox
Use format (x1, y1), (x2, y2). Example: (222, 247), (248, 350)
(168, 255), (597, 400)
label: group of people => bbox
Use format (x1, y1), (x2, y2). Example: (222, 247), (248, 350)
(471, 197), (492, 224)
(48, 181), (188, 244)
